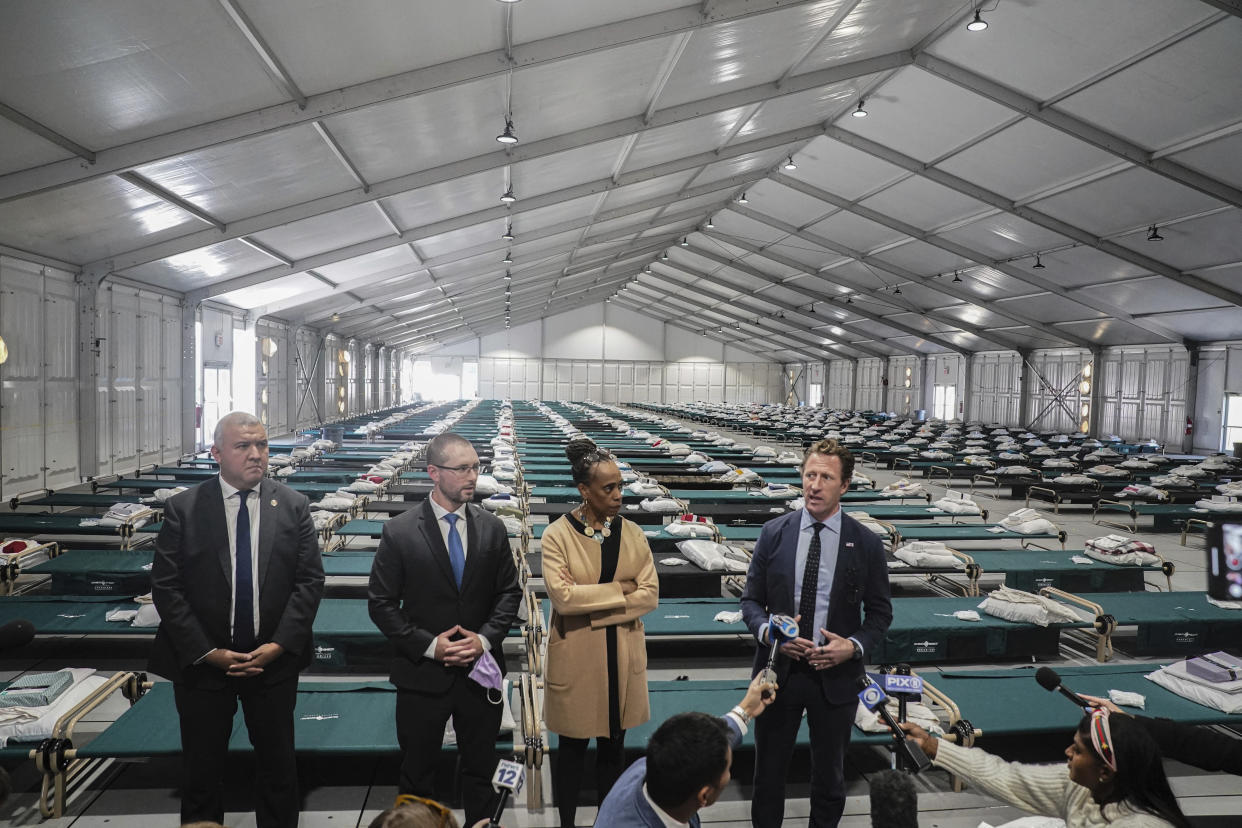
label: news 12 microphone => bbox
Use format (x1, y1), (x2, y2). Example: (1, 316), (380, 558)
(488, 756), (525, 828)
(1035, 666), (1089, 709)
(759, 613), (799, 700)
(857, 677), (931, 773)
(0, 619), (34, 652)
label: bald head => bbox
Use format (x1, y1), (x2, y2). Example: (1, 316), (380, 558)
(213, 411), (262, 449)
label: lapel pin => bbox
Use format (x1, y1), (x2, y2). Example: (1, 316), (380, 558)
(271, 499), (278, 507)
(845, 542), (855, 547)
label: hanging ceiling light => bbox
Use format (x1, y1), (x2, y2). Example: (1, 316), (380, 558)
(495, 118), (518, 144)
(705, 217), (714, 229)
(1033, 253), (1045, 269)
(502, 251), (513, 264)
(967, 7), (988, 31)
(680, 237), (689, 246)
(502, 224), (515, 241)
(852, 99), (868, 118)
(661, 252), (669, 261)
(783, 156), (797, 171)
(500, 187), (516, 203)
(737, 192), (749, 204)
(496, 0), (521, 4)
(952, 271), (962, 283)
(1147, 225), (1164, 241)
(893, 285), (902, 295)
(845, 296), (853, 305)
(503, 270), (512, 281)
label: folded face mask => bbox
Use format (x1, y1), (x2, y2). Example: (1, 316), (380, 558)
(469, 650), (504, 705)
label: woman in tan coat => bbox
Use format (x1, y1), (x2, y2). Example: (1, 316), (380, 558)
(542, 439), (659, 828)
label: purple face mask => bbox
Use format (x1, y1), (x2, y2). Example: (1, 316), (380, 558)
(469, 651), (504, 704)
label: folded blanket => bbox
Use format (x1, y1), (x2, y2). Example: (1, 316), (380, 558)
(1194, 498), (1242, 513)
(979, 586), (1083, 627)
(1085, 534), (1159, 566)
(625, 478), (666, 496)
(893, 542), (962, 569)
(640, 497), (683, 513)
(1117, 483), (1167, 501)
(998, 508), (1058, 535)
(676, 540), (749, 572)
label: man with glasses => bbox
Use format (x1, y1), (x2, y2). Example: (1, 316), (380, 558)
(369, 432), (522, 825)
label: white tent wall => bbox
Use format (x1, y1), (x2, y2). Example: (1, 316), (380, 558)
(853, 358), (886, 412)
(970, 352), (1024, 427)
(294, 327), (327, 430)
(1192, 344), (1242, 456)
(0, 255), (79, 498)
(94, 284), (183, 476)
(887, 356), (923, 417)
(1098, 347), (1190, 448)
(825, 360), (856, 410)
(255, 319), (292, 437)
(436, 301), (782, 404)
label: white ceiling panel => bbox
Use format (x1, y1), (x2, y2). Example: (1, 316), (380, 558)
(1130, 307), (1242, 342)
(383, 170), (500, 231)
(323, 74), (508, 184)
(238, 0), (502, 96)
(0, 119), (74, 177)
(838, 66), (1015, 163)
(804, 211), (909, 254)
(1031, 246), (1152, 291)
(938, 214), (1071, 260)
(1075, 276), (1220, 317)
(250, 203), (390, 262)
(1053, 17), (1242, 151)
(0, 175), (203, 265)
(736, 84), (859, 144)
(870, 239), (967, 277)
(927, 0), (1215, 102)
(622, 108), (754, 173)
(1172, 131), (1242, 192)
(858, 176), (989, 232)
(657, 2), (852, 109)
(1110, 209), (1242, 273)
(512, 138), (632, 198)
(935, 119), (1120, 202)
(597, 173), (699, 212)
(313, 246), (420, 283)
(799, 0), (964, 72)
(1031, 166), (1226, 237)
(792, 135), (908, 201)
(579, 208), (665, 242)
(509, 193), (612, 234)
(215, 273), (326, 311)
(689, 147), (793, 189)
(123, 238), (276, 292)
(744, 184), (836, 232)
(1054, 317), (1169, 347)
(133, 125), (359, 224)
(0, 0), (285, 148)
(414, 225), (507, 263)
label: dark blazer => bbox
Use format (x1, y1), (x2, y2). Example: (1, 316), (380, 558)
(740, 509), (892, 704)
(149, 477), (326, 688)
(368, 498), (522, 692)
(594, 716), (744, 828)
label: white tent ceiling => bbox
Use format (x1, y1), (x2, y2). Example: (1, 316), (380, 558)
(1, 0), (1240, 363)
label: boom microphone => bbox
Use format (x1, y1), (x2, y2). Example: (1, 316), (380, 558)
(0, 619), (35, 652)
(1035, 666), (1089, 708)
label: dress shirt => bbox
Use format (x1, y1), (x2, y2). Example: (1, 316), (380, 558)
(794, 507), (841, 647)
(423, 497), (490, 658)
(219, 476), (261, 648)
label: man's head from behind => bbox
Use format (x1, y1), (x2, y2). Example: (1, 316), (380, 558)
(645, 713), (733, 817)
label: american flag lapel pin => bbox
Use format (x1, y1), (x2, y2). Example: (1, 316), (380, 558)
(845, 542), (855, 548)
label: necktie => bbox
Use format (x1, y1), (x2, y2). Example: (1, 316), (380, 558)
(444, 513), (465, 588)
(798, 522), (825, 642)
(233, 490), (256, 652)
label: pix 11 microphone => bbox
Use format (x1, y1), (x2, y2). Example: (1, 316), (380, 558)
(1035, 666), (1089, 708)
(857, 677), (931, 773)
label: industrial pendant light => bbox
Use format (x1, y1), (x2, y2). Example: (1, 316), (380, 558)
(967, 7), (988, 31)
(496, 119), (518, 144)
(852, 99), (868, 118)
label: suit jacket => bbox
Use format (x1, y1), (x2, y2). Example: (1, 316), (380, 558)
(149, 477), (326, 689)
(739, 509), (892, 704)
(594, 716), (744, 828)
(367, 498), (522, 692)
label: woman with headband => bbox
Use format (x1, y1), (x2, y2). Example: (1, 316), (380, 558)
(900, 708), (1192, 827)
(542, 438), (659, 827)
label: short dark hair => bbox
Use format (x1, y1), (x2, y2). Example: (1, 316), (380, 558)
(426, 432), (473, 466)
(565, 438), (615, 485)
(804, 438), (855, 481)
(645, 713), (731, 811)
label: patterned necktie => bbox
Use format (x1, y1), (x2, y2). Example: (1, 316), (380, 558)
(444, 513), (465, 588)
(798, 522), (825, 642)
(233, 490), (256, 652)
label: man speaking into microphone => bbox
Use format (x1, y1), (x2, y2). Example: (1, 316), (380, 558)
(740, 439), (892, 828)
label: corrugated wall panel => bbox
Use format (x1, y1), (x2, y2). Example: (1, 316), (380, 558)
(43, 274), (79, 490)
(971, 352), (1021, 427)
(826, 360), (854, 409)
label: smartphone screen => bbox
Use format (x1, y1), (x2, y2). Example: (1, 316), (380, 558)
(1208, 522), (1242, 600)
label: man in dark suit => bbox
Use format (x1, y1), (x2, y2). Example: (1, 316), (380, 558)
(368, 432), (522, 825)
(740, 439), (893, 828)
(595, 674), (775, 828)
(150, 411), (325, 828)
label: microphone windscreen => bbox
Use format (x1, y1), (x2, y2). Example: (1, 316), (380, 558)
(1035, 666), (1061, 693)
(0, 619), (35, 651)
(869, 769), (918, 828)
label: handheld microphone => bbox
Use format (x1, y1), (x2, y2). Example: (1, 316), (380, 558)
(0, 619), (34, 652)
(759, 614), (798, 699)
(488, 756), (525, 827)
(1035, 666), (1089, 708)
(857, 677), (931, 773)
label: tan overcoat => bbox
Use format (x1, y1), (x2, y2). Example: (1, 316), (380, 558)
(541, 515), (659, 739)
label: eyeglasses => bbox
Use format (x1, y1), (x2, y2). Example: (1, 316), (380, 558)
(392, 794), (455, 828)
(430, 462), (481, 475)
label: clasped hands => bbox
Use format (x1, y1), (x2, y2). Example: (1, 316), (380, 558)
(433, 624), (485, 667)
(204, 642), (285, 677)
(773, 614), (853, 670)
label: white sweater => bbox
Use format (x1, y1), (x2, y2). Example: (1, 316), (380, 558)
(932, 741), (1174, 828)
